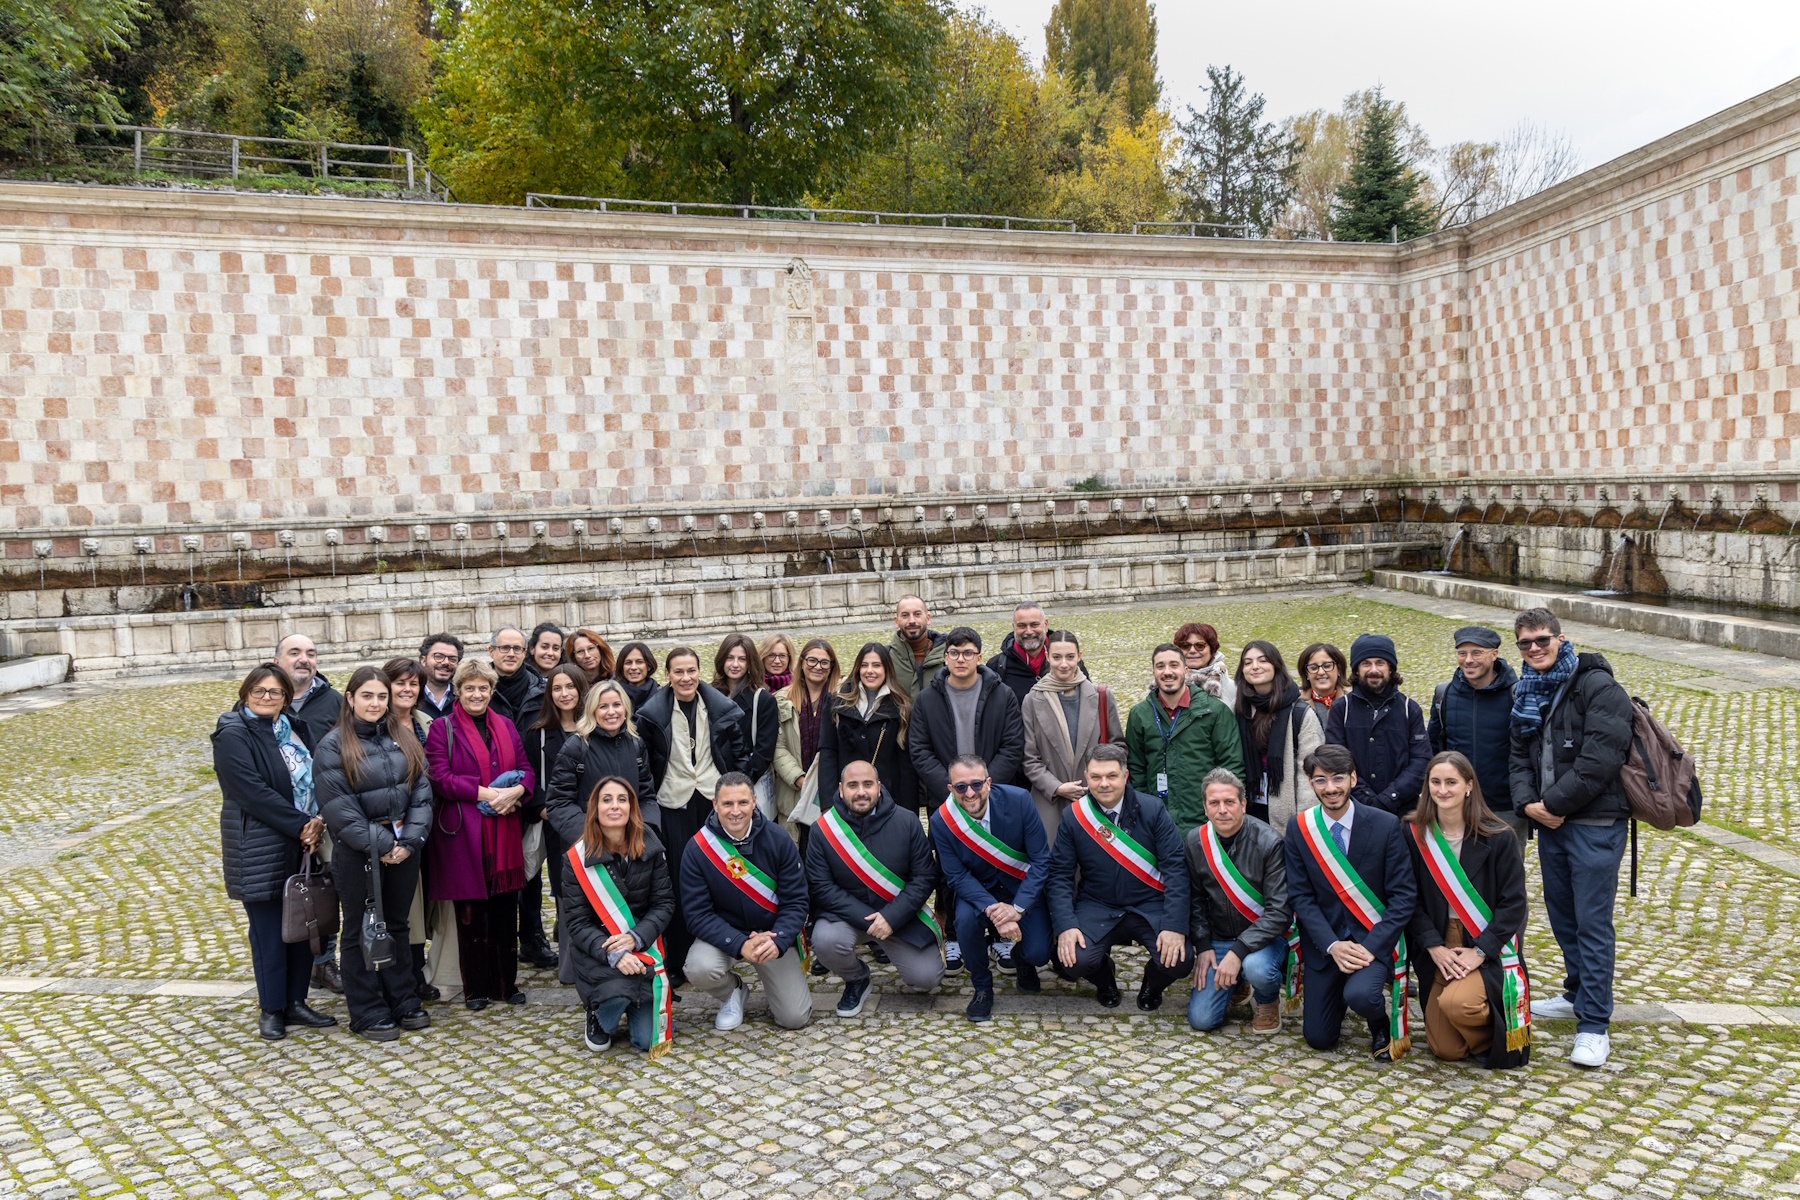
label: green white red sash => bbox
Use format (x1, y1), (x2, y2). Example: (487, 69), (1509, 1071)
(695, 826), (779, 912)
(1283, 918), (1302, 1012)
(935, 801), (1028, 880)
(1073, 796), (1163, 891)
(567, 841), (674, 1057)
(1295, 806), (1410, 1055)
(1198, 823), (1262, 921)
(816, 808), (943, 943)
(1412, 823), (1532, 1052)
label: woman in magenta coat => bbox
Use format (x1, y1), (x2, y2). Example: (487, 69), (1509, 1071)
(425, 657), (536, 1008)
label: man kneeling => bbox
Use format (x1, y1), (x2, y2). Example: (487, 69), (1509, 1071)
(679, 772), (812, 1031)
(1048, 745), (1192, 1010)
(1184, 768), (1292, 1034)
(930, 754), (1054, 1022)
(807, 760), (945, 1016)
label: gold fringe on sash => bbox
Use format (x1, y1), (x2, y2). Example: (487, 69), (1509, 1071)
(1506, 1025), (1533, 1053)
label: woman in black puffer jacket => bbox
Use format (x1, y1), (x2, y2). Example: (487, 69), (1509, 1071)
(544, 679), (659, 855)
(561, 776), (675, 1054)
(212, 662), (335, 1042)
(315, 665), (435, 1041)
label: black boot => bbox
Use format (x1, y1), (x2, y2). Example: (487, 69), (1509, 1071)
(1093, 956), (1121, 1008)
(258, 1012), (286, 1040)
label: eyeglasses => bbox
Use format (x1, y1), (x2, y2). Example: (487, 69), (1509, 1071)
(1515, 635), (1558, 651)
(247, 687), (287, 701)
(1309, 774), (1351, 788)
(493, 644), (525, 655)
(949, 780), (989, 795)
(1305, 663), (1336, 675)
(802, 657), (832, 669)
(945, 648), (980, 660)
(1180, 641), (1207, 652)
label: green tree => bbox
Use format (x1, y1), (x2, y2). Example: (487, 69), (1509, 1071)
(91, 0), (214, 126)
(1174, 64), (1298, 236)
(1283, 89), (1430, 238)
(1330, 88), (1433, 243)
(422, 0), (948, 207)
(834, 11), (1052, 217)
(1043, 0), (1157, 125)
(1, 0), (146, 160)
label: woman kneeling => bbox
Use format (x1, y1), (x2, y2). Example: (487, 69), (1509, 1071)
(562, 776), (677, 1054)
(1405, 752), (1533, 1068)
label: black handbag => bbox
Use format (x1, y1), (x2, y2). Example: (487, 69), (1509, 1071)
(361, 823), (398, 970)
(281, 850), (339, 953)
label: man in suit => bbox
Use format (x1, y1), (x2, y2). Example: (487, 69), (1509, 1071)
(1285, 743), (1418, 1064)
(930, 754), (1053, 1022)
(1047, 744), (1192, 1011)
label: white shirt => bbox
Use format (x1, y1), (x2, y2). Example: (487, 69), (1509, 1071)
(1322, 802), (1355, 846)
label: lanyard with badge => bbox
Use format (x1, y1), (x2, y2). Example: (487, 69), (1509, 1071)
(1152, 700), (1183, 798)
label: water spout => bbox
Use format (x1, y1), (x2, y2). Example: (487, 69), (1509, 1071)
(1657, 499), (1675, 532)
(1300, 530), (1312, 547)
(1306, 500), (1322, 533)
(1435, 526), (1466, 575)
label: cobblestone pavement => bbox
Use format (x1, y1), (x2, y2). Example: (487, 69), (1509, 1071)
(3, 592), (1799, 1198)
(3, 991), (1800, 1200)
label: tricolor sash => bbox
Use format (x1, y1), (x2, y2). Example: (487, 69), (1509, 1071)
(935, 800), (1028, 880)
(1412, 823), (1532, 1052)
(695, 826), (779, 913)
(1073, 796), (1163, 891)
(1283, 918), (1302, 1013)
(1197, 823), (1263, 921)
(567, 841), (674, 1058)
(816, 808), (943, 943)
(1295, 807), (1410, 1056)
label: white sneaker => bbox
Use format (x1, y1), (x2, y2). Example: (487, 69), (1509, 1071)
(1532, 994), (1577, 1020)
(1569, 1030), (1610, 1068)
(714, 977), (747, 1032)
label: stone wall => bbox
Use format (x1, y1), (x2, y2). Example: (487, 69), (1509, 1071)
(2, 79), (1799, 548)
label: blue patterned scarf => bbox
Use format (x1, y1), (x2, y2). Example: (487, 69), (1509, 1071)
(1511, 640), (1578, 735)
(269, 713), (317, 816)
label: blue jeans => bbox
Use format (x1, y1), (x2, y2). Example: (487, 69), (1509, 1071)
(952, 898), (1051, 990)
(591, 995), (656, 1052)
(1537, 818), (1626, 1033)
(1186, 940), (1285, 1031)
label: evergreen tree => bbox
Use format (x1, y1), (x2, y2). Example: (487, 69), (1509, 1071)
(1330, 88), (1433, 242)
(1043, 0), (1158, 124)
(1174, 64), (1299, 236)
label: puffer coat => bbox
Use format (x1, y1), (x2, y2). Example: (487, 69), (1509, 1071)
(314, 719), (433, 858)
(212, 710), (311, 902)
(561, 827), (676, 1007)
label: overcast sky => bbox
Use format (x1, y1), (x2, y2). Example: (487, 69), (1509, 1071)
(975, 0), (1800, 171)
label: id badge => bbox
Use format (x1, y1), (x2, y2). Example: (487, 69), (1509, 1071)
(1156, 773), (1169, 796)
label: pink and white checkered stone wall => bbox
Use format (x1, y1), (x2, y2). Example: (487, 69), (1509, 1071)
(2, 79), (1798, 533)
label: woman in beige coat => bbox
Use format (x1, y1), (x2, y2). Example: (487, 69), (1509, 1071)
(1020, 631), (1126, 841)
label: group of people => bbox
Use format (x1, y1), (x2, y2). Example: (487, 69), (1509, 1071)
(214, 596), (1635, 1068)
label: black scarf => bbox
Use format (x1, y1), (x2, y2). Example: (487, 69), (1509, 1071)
(1236, 680), (1301, 796)
(494, 667), (534, 717)
(619, 677), (657, 714)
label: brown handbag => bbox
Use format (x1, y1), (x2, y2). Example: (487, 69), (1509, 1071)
(281, 850), (340, 953)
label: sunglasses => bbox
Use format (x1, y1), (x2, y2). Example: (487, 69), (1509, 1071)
(1515, 635), (1558, 651)
(949, 780), (989, 795)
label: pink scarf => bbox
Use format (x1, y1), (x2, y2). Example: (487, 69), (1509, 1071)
(452, 703), (526, 895)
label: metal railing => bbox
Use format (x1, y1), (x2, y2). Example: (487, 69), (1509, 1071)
(74, 126), (452, 200)
(1132, 220), (1257, 238)
(524, 193), (1077, 232)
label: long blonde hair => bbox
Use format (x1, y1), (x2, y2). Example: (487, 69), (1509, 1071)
(576, 678), (641, 739)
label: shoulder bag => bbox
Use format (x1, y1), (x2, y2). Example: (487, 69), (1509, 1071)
(360, 822), (398, 970)
(281, 850), (339, 953)
(750, 691), (778, 821)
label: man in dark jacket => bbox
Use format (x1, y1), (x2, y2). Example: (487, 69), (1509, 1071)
(417, 633), (463, 721)
(1325, 633), (1431, 816)
(277, 633), (342, 751)
(1428, 626), (1524, 860)
(1184, 767), (1291, 1035)
(1048, 745), (1192, 1012)
(488, 626), (546, 730)
(930, 755), (1052, 1020)
(911, 627), (1026, 974)
(679, 775), (811, 1031)
(911, 628), (1027, 800)
(1507, 607), (1633, 1069)
(985, 602), (1071, 705)
(807, 761), (944, 1016)
(1286, 745), (1417, 1063)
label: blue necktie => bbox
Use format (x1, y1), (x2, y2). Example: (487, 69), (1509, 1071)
(1331, 821), (1348, 855)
